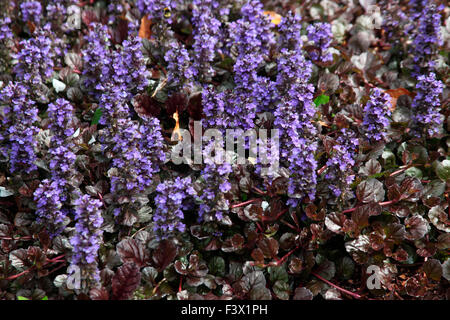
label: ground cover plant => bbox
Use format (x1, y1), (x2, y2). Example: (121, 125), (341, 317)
(0, 0), (449, 301)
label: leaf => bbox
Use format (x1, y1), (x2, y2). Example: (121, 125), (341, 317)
(90, 108), (102, 126)
(428, 205), (450, 232)
(17, 296), (30, 300)
(404, 215), (429, 240)
(356, 178), (385, 203)
(384, 88), (413, 110)
(359, 159), (381, 176)
(64, 52), (82, 70)
(208, 256), (225, 276)
(336, 256), (354, 280)
(0, 186), (14, 197)
(116, 238), (149, 268)
(9, 249), (29, 269)
(138, 15), (152, 39)
(263, 11), (282, 25)
(423, 259), (442, 281)
(273, 280), (290, 300)
(293, 287), (313, 300)
(89, 287), (109, 300)
(151, 239), (177, 272)
(257, 238), (279, 259)
(435, 159), (450, 181)
(315, 259), (336, 280)
(111, 263), (141, 300)
(52, 79), (66, 93)
(442, 259), (450, 281)
(313, 94), (330, 107)
(325, 212), (347, 234)
(268, 266), (288, 283)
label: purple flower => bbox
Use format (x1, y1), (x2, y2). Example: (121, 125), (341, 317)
(228, 0), (275, 114)
(20, 1), (42, 25)
(153, 176), (196, 239)
(190, 0), (222, 81)
(34, 179), (67, 237)
(69, 194), (104, 289)
(0, 16), (13, 42)
(325, 129), (359, 198)
(410, 3), (443, 75)
(0, 82), (38, 173)
(411, 72), (444, 138)
(307, 22), (333, 63)
(362, 88), (392, 142)
(13, 24), (55, 87)
(274, 13), (318, 205)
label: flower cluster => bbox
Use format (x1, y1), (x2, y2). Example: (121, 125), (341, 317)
(0, 82), (38, 174)
(0, 16), (13, 42)
(410, 3), (443, 75)
(136, 0), (181, 23)
(411, 72), (444, 138)
(82, 23), (113, 98)
(34, 179), (68, 237)
(164, 38), (194, 90)
(325, 129), (359, 198)
(109, 118), (165, 196)
(34, 99), (77, 237)
(198, 140), (233, 222)
(153, 176), (196, 238)
(274, 13), (318, 205)
(190, 0), (221, 82)
(362, 88), (392, 143)
(69, 194), (104, 289)
(20, 1), (42, 25)
(228, 0), (275, 114)
(46, 99), (77, 183)
(13, 24), (55, 87)
(307, 22), (333, 63)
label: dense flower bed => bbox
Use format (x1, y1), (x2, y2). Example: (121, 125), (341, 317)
(0, 0), (449, 300)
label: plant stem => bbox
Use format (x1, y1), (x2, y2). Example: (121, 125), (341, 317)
(311, 272), (362, 300)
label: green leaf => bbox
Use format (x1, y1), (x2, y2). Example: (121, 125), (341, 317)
(314, 94), (330, 107)
(435, 160), (450, 181)
(208, 256), (225, 277)
(17, 296), (30, 300)
(268, 266), (289, 283)
(91, 108), (103, 126)
(41, 296), (48, 300)
(273, 280), (290, 300)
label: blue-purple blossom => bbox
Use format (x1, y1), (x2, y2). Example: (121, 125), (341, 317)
(198, 140), (232, 222)
(69, 194), (104, 288)
(325, 129), (359, 198)
(0, 16), (13, 42)
(20, 1), (42, 25)
(274, 13), (318, 205)
(153, 176), (196, 238)
(13, 24), (55, 86)
(136, 0), (181, 23)
(228, 0), (275, 114)
(0, 82), (38, 173)
(191, 0), (221, 81)
(307, 22), (333, 63)
(109, 117), (165, 196)
(410, 3), (443, 74)
(82, 23), (113, 98)
(34, 179), (67, 237)
(411, 72), (444, 138)
(165, 39), (193, 89)
(362, 88), (392, 142)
